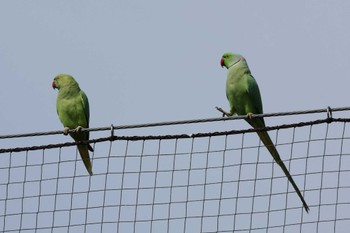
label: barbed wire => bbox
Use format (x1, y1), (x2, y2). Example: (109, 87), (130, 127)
(1, 116), (350, 154)
(0, 106), (349, 140)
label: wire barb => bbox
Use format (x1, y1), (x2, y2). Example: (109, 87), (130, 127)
(327, 106), (333, 122)
(110, 124), (115, 137)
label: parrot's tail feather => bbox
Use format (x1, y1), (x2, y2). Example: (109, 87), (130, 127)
(275, 156), (310, 212)
(256, 130), (309, 213)
(77, 145), (93, 176)
(70, 132), (94, 152)
(88, 144), (94, 152)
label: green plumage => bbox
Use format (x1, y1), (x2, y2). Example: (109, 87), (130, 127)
(220, 53), (309, 212)
(53, 74), (93, 176)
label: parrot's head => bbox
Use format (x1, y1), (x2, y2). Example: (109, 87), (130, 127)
(52, 74), (79, 90)
(220, 53), (243, 69)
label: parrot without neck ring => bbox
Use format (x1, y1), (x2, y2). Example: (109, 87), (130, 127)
(218, 52), (309, 212)
(53, 74), (93, 176)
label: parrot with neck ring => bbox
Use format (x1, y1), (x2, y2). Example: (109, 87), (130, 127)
(218, 53), (309, 212)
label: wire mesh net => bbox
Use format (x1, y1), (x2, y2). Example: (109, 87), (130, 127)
(1, 111), (350, 233)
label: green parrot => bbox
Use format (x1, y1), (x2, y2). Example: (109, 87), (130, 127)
(52, 74), (93, 176)
(217, 52), (309, 212)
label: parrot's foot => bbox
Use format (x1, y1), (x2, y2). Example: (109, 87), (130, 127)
(247, 112), (254, 119)
(63, 127), (70, 135)
(215, 107), (231, 117)
(75, 126), (83, 133)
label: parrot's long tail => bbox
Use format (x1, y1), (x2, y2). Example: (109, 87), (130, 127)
(256, 130), (310, 213)
(77, 145), (93, 176)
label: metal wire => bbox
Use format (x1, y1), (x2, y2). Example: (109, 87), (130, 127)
(1, 106), (350, 140)
(1, 117), (350, 154)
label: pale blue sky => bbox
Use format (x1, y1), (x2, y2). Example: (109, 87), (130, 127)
(1, 1), (350, 232)
(1, 0), (350, 134)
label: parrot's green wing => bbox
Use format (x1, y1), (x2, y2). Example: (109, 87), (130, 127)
(80, 90), (90, 125)
(80, 90), (93, 152)
(247, 75), (263, 116)
(245, 74), (266, 128)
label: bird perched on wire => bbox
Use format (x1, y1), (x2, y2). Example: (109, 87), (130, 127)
(216, 52), (309, 212)
(52, 74), (93, 176)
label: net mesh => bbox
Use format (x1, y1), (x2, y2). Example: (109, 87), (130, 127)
(1, 115), (350, 233)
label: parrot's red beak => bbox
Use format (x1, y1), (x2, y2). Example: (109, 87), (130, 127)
(220, 58), (225, 68)
(52, 81), (57, 89)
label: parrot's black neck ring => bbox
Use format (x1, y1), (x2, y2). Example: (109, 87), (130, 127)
(228, 57), (242, 68)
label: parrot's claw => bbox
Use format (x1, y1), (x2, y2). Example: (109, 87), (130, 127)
(75, 126), (83, 133)
(215, 106), (230, 117)
(247, 112), (254, 119)
(63, 127), (70, 135)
